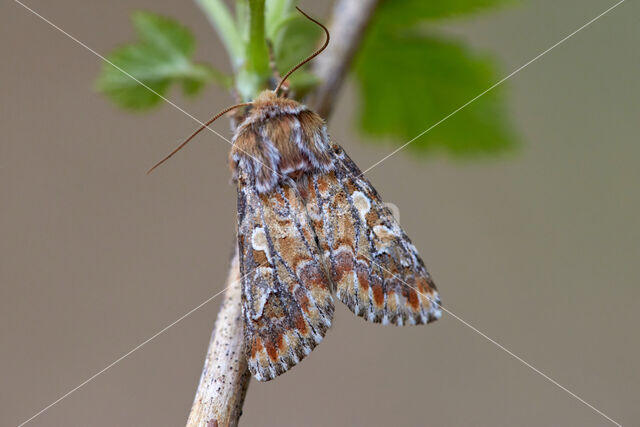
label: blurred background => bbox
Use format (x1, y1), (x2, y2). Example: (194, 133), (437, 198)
(1, 0), (639, 426)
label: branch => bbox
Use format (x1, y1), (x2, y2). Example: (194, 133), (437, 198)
(187, 253), (250, 427)
(311, 0), (380, 118)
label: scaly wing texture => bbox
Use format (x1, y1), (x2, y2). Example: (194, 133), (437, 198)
(304, 142), (442, 326)
(237, 170), (334, 381)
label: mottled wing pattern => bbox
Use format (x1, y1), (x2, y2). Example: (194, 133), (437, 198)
(304, 142), (442, 326)
(237, 170), (334, 381)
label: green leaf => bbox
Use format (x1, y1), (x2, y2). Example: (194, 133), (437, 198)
(181, 64), (230, 96)
(378, 0), (514, 28)
(286, 69), (320, 98)
(272, 14), (322, 73)
(96, 11), (226, 110)
(352, 0), (517, 156)
(354, 27), (516, 156)
(265, 0), (294, 40)
(266, 1), (323, 94)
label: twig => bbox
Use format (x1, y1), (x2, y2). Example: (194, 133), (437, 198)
(311, 0), (380, 118)
(187, 2), (380, 425)
(187, 253), (250, 427)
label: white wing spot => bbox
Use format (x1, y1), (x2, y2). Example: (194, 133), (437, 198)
(251, 227), (271, 261)
(373, 225), (398, 249)
(352, 191), (370, 220)
(251, 287), (271, 320)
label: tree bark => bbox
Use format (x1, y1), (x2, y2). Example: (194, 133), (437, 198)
(186, 254), (250, 427)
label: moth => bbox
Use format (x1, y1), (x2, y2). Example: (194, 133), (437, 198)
(149, 8), (441, 382)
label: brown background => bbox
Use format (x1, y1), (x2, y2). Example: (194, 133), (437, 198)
(2, 0), (639, 426)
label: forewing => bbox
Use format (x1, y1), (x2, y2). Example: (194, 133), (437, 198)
(304, 143), (441, 326)
(237, 171), (334, 381)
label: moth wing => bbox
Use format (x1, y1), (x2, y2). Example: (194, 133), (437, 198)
(305, 143), (441, 326)
(237, 171), (334, 381)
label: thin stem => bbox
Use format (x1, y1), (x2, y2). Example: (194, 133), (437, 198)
(196, 0), (244, 69)
(236, 0), (271, 100)
(311, 0), (380, 118)
(246, 0), (270, 75)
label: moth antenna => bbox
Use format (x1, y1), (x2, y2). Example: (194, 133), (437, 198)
(274, 7), (330, 95)
(146, 102), (252, 174)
